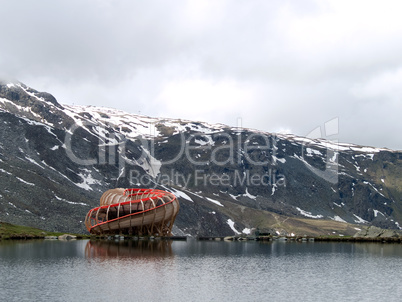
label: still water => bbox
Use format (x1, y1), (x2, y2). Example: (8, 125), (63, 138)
(0, 239), (401, 302)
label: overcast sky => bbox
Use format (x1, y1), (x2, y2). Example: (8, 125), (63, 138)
(1, 0), (401, 150)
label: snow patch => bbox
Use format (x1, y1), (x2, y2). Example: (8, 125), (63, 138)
(363, 181), (385, 197)
(271, 184), (277, 196)
(272, 155), (286, 164)
(296, 207), (323, 219)
(54, 195), (88, 206)
(132, 148), (161, 178)
(75, 171), (101, 191)
(227, 219), (241, 235)
(353, 214), (368, 224)
(243, 188), (257, 200)
(16, 83), (57, 108)
(193, 135), (215, 146)
(0, 168), (12, 175)
(16, 177), (35, 186)
(242, 228), (251, 235)
(330, 215), (346, 223)
(373, 209), (385, 217)
(25, 156), (45, 169)
(206, 197), (224, 207)
(170, 188), (193, 202)
(229, 194), (239, 200)
(306, 148), (322, 156)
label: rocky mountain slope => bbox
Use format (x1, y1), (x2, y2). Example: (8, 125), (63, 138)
(0, 80), (401, 236)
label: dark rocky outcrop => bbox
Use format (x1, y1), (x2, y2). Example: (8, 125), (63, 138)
(353, 226), (401, 238)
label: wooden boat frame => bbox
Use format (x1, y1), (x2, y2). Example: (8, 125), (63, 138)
(85, 188), (179, 236)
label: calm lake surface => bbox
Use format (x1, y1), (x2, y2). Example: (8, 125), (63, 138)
(0, 239), (401, 302)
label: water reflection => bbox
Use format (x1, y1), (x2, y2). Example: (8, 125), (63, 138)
(85, 239), (174, 260)
(172, 240), (402, 258)
(1, 240), (401, 301)
(350, 242), (402, 257)
(262, 241), (402, 258)
(0, 239), (88, 260)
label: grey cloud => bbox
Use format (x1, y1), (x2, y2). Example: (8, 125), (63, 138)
(0, 0), (401, 150)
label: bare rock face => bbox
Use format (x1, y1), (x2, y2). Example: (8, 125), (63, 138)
(58, 234), (77, 240)
(353, 226), (401, 238)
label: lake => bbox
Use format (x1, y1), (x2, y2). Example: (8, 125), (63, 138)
(0, 239), (401, 301)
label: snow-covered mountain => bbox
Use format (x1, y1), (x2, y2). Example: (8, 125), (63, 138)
(0, 80), (401, 236)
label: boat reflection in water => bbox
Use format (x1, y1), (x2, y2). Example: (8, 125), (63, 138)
(84, 239), (174, 260)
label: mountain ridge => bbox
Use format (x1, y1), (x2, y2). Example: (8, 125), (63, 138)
(0, 80), (401, 236)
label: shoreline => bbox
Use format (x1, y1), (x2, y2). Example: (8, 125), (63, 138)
(198, 235), (402, 243)
(1, 221), (401, 243)
(1, 234), (401, 243)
